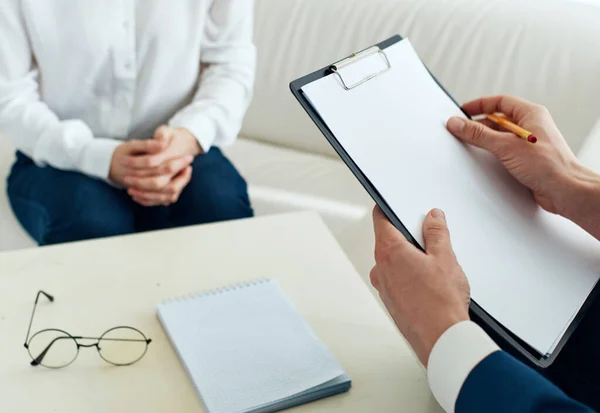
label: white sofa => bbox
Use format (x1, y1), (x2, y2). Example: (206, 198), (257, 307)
(2, 0), (600, 282)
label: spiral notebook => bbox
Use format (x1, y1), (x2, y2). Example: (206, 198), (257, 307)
(157, 279), (351, 413)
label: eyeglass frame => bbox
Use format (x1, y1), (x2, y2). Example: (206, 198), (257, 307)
(24, 290), (152, 369)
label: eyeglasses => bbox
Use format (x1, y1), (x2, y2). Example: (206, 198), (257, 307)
(24, 291), (152, 369)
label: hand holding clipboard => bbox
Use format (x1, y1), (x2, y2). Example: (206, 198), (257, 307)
(290, 36), (600, 367)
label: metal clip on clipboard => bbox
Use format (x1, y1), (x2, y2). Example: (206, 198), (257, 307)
(330, 46), (392, 91)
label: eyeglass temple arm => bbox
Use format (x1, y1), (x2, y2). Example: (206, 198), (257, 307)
(30, 337), (62, 366)
(30, 335), (72, 366)
(24, 291), (54, 349)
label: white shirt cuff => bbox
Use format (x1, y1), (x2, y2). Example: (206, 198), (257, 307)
(33, 120), (121, 181)
(427, 321), (500, 413)
(78, 138), (122, 181)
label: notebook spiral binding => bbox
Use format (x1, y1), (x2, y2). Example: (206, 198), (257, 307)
(160, 279), (272, 305)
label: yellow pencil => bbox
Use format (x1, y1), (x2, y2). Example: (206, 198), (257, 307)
(486, 114), (538, 144)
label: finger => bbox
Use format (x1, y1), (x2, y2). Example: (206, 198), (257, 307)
(125, 150), (172, 169)
(125, 174), (172, 191)
(154, 125), (173, 143)
(124, 155), (194, 178)
(132, 196), (163, 207)
(128, 167), (192, 206)
(129, 190), (173, 206)
(447, 117), (516, 154)
(123, 139), (168, 155)
(461, 95), (538, 123)
(167, 166), (193, 202)
(369, 267), (381, 291)
(373, 206), (418, 266)
(159, 155), (193, 177)
(422, 209), (454, 258)
(477, 118), (503, 132)
(373, 206), (406, 245)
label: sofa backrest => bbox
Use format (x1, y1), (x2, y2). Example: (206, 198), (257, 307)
(243, 0), (600, 157)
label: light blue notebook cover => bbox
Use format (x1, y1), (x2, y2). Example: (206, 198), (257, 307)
(157, 279), (351, 413)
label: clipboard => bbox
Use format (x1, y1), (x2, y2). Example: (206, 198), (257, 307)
(289, 34), (600, 368)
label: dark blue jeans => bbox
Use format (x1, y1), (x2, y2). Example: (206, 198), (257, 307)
(7, 149), (253, 246)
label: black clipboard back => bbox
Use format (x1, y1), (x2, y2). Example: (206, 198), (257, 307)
(289, 34), (599, 369)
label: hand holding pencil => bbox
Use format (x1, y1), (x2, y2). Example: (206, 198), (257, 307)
(446, 95), (583, 217)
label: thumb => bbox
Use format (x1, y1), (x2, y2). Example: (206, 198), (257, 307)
(422, 209), (453, 257)
(447, 117), (508, 153)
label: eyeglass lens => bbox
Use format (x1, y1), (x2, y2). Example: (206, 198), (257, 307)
(98, 327), (149, 366)
(27, 329), (78, 369)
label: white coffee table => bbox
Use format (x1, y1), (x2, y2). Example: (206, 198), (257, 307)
(0, 212), (442, 412)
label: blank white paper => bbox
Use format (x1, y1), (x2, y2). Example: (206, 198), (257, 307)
(302, 39), (600, 355)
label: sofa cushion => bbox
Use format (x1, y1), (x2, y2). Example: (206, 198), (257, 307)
(224, 138), (373, 237)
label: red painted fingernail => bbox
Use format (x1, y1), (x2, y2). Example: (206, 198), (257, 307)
(528, 135), (538, 144)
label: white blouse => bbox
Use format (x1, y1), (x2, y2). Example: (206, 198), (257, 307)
(0, 0), (256, 180)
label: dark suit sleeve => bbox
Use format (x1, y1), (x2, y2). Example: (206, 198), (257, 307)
(456, 351), (595, 413)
